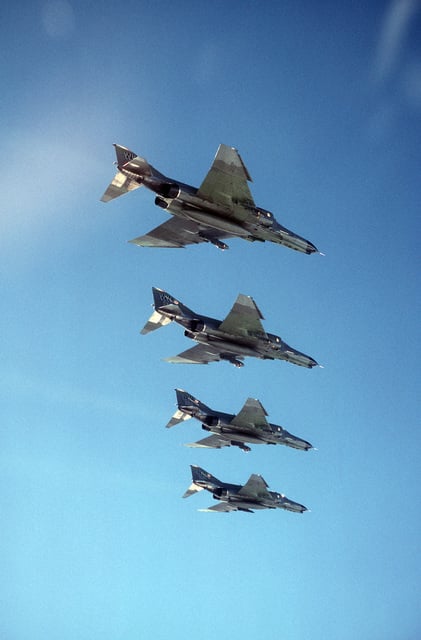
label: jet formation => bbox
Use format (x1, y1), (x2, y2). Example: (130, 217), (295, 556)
(141, 287), (318, 369)
(101, 143), (319, 514)
(168, 389), (313, 452)
(183, 465), (307, 513)
(101, 143), (318, 254)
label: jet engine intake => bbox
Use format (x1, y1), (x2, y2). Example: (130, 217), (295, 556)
(158, 183), (180, 199)
(204, 415), (220, 427)
(188, 320), (206, 333)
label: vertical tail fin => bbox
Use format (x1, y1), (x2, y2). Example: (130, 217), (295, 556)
(175, 389), (212, 413)
(167, 389), (212, 428)
(152, 287), (195, 317)
(190, 465), (222, 487)
(113, 144), (152, 176)
(113, 143), (137, 166)
(183, 465), (222, 498)
(140, 288), (196, 335)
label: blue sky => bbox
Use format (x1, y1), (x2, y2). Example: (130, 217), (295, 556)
(1, 1), (420, 639)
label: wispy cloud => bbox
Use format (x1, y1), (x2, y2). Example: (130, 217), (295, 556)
(373, 0), (419, 85)
(368, 0), (421, 141)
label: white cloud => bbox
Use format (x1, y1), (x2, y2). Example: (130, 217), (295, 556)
(373, 0), (419, 84)
(368, 0), (421, 142)
(0, 105), (111, 271)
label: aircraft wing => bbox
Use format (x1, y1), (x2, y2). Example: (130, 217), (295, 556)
(197, 144), (255, 209)
(238, 474), (271, 500)
(218, 294), (268, 338)
(185, 434), (229, 449)
(230, 398), (269, 430)
(199, 502), (240, 513)
(164, 344), (222, 365)
(129, 217), (233, 249)
(100, 171), (142, 202)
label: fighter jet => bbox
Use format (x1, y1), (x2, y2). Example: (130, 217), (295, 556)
(101, 143), (318, 254)
(183, 465), (307, 513)
(141, 287), (318, 368)
(168, 389), (313, 452)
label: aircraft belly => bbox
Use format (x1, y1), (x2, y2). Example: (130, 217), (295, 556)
(160, 192), (251, 236)
(229, 498), (270, 510)
(246, 224), (313, 253)
(180, 208), (250, 236)
(219, 429), (268, 445)
(203, 336), (258, 357)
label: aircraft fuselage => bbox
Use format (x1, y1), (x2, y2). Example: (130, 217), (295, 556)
(121, 163), (317, 254)
(172, 312), (317, 368)
(179, 403), (312, 450)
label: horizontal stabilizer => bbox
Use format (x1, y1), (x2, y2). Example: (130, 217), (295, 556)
(166, 409), (191, 428)
(100, 171), (142, 202)
(140, 310), (172, 335)
(182, 483), (203, 499)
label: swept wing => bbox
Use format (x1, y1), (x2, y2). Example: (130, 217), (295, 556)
(185, 434), (230, 449)
(164, 344), (222, 365)
(231, 398), (269, 429)
(238, 474), (271, 500)
(199, 503), (245, 513)
(218, 294), (267, 338)
(197, 144), (254, 209)
(129, 217), (233, 249)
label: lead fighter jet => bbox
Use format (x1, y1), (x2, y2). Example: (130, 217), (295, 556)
(101, 143), (318, 254)
(183, 465), (307, 513)
(168, 389), (313, 452)
(141, 287), (318, 368)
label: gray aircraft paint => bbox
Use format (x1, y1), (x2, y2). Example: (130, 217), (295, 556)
(167, 389), (313, 452)
(183, 465), (307, 513)
(141, 287), (319, 369)
(101, 144), (318, 253)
